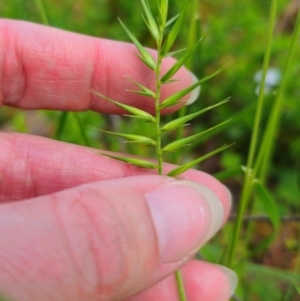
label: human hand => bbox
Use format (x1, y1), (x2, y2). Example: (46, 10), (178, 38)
(0, 20), (237, 301)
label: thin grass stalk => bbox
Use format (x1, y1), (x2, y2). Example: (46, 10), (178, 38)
(241, 3), (300, 263)
(226, 0), (278, 268)
(35, 0), (49, 25)
(74, 113), (91, 147)
(56, 110), (68, 140)
(175, 269), (187, 301)
(155, 13), (187, 301)
(155, 35), (164, 175)
(254, 7), (300, 182)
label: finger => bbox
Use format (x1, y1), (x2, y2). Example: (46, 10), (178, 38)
(0, 175), (229, 301)
(0, 19), (198, 113)
(127, 260), (237, 301)
(0, 132), (231, 219)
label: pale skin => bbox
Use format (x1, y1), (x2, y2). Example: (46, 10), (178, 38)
(0, 20), (235, 301)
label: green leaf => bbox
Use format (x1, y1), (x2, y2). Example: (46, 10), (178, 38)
(158, 0), (168, 25)
(118, 18), (156, 70)
(160, 64), (228, 108)
(125, 77), (156, 98)
(248, 181), (281, 254)
(141, 0), (159, 41)
(162, 119), (230, 152)
(253, 180), (280, 233)
(90, 89), (156, 122)
(161, 38), (204, 83)
(161, 0), (190, 56)
(167, 144), (231, 176)
(101, 154), (157, 169)
(165, 14), (179, 27)
(160, 98), (230, 132)
(293, 280), (300, 294)
(165, 48), (186, 58)
(87, 126), (156, 146)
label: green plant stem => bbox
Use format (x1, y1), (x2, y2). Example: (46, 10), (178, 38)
(254, 6), (300, 182)
(35, 0), (49, 25)
(155, 17), (187, 301)
(225, 0), (278, 268)
(155, 38), (163, 175)
(74, 113), (91, 147)
(56, 111), (68, 140)
(175, 270), (187, 301)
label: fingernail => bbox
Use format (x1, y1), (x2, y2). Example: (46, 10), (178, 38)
(185, 72), (200, 105)
(185, 181), (225, 243)
(215, 265), (238, 296)
(145, 180), (224, 262)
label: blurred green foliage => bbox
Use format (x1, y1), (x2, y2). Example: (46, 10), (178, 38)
(0, 0), (299, 300)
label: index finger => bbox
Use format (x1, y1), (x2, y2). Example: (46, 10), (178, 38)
(0, 19), (197, 114)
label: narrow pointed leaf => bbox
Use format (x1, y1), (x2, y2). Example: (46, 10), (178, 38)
(293, 281), (300, 294)
(252, 180), (281, 252)
(167, 144), (232, 176)
(141, 0), (159, 41)
(87, 126), (156, 146)
(123, 115), (156, 122)
(126, 89), (155, 97)
(162, 119), (230, 152)
(125, 77), (156, 98)
(160, 64), (228, 109)
(161, 39), (203, 82)
(253, 180), (280, 233)
(159, 0), (168, 25)
(165, 14), (179, 27)
(102, 154), (157, 169)
(163, 78), (180, 84)
(161, 0), (190, 56)
(119, 19), (156, 70)
(161, 30), (211, 82)
(90, 89), (156, 122)
(142, 16), (159, 41)
(165, 48), (186, 58)
(160, 98), (230, 132)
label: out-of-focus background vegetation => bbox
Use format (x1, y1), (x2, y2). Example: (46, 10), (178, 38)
(1, 0), (300, 300)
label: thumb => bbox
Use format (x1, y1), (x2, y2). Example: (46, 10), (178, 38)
(0, 175), (230, 301)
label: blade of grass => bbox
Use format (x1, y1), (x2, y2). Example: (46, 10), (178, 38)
(160, 98), (229, 132)
(90, 89), (156, 122)
(158, 0), (168, 25)
(119, 19), (156, 70)
(35, 0), (49, 25)
(162, 119), (230, 152)
(74, 113), (91, 147)
(250, 180), (280, 252)
(161, 37), (206, 82)
(125, 77), (156, 97)
(254, 6), (300, 182)
(101, 154), (157, 169)
(87, 126), (156, 146)
(160, 64), (228, 108)
(167, 144), (231, 177)
(225, 0), (278, 268)
(161, 0), (190, 56)
(141, 0), (159, 41)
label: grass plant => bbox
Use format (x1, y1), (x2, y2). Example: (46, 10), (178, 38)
(1, 0), (300, 300)
(91, 0), (230, 299)
(225, 0), (300, 270)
